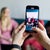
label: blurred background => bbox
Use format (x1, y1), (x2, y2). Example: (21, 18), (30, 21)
(0, 0), (50, 50)
(0, 0), (50, 20)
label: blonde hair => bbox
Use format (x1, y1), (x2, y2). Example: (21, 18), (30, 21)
(1, 7), (12, 31)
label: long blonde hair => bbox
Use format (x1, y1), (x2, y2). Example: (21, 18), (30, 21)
(1, 7), (12, 31)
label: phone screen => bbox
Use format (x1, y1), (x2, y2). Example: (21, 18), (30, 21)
(25, 6), (39, 32)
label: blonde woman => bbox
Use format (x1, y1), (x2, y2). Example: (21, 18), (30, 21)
(0, 7), (18, 50)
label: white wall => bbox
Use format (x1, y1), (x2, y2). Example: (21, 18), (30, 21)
(0, 0), (50, 20)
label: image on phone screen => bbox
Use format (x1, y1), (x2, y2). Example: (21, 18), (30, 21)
(25, 6), (39, 32)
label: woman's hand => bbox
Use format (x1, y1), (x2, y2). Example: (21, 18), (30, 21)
(13, 23), (29, 46)
(31, 22), (50, 50)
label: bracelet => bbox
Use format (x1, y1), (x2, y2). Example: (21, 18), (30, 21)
(12, 44), (21, 50)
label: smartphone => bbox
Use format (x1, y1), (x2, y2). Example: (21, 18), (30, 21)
(25, 5), (39, 32)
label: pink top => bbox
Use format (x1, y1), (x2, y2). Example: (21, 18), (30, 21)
(0, 19), (18, 44)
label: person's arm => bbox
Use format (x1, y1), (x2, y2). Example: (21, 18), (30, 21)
(11, 23), (29, 50)
(32, 22), (50, 50)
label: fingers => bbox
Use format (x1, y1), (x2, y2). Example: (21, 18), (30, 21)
(19, 25), (26, 34)
(19, 25), (30, 40)
(39, 22), (45, 30)
(32, 22), (45, 33)
(15, 22), (24, 33)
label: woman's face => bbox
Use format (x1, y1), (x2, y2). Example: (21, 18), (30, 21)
(4, 8), (10, 17)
